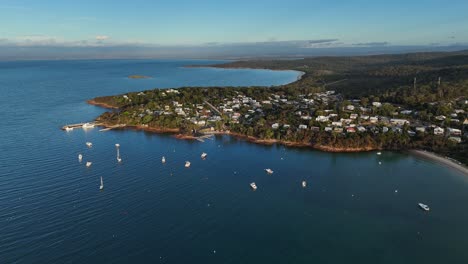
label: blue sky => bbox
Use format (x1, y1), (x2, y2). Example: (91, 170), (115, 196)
(0, 0), (467, 59)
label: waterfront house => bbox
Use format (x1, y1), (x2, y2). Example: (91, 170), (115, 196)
(316, 116), (329, 122)
(331, 121), (342, 127)
(448, 128), (462, 136)
(434, 127), (444, 135)
(390, 119), (410, 126)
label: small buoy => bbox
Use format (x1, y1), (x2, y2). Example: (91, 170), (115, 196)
(395, 189), (398, 193)
(213, 250), (216, 254)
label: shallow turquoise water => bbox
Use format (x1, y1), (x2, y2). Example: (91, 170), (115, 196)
(0, 60), (467, 263)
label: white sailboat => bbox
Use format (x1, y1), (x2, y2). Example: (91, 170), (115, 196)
(185, 161), (191, 168)
(78, 154), (83, 162)
(265, 168), (274, 174)
(100, 177), (104, 190)
(86, 142), (93, 148)
(115, 144), (122, 163)
(302, 181), (307, 188)
(162, 156), (166, 163)
(201, 152), (208, 159)
(86, 161), (92, 167)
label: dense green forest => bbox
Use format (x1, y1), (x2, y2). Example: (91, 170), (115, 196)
(211, 50), (468, 100)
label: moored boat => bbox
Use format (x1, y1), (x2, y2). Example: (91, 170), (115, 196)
(265, 168), (273, 174)
(201, 152), (207, 159)
(418, 203), (430, 211)
(82, 123), (95, 129)
(162, 156), (166, 163)
(302, 181), (307, 188)
(185, 161), (191, 168)
(65, 126), (73, 132)
(78, 154), (83, 162)
(86, 142), (93, 147)
(250, 182), (257, 190)
(86, 161), (92, 167)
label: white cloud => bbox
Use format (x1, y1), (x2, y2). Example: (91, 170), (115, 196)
(95, 35), (110, 41)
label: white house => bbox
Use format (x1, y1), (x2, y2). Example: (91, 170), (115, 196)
(390, 119), (410, 126)
(434, 127), (444, 135)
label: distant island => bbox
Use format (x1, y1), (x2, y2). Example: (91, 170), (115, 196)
(89, 50), (468, 165)
(128, 75), (151, 79)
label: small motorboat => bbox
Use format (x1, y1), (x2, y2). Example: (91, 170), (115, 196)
(162, 156), (166, 164)
(418, 203), (430, 211)
(82, 123), (95, 129)
(377, 152), (382, 155)
(265, 168), (273, 174)
(302, 181), (307, 188)
(115, 143), (120, 148)
(86, 161), (92, 167)
(117, 157), (122, 163)
(78, 154), (83, 162)
(201, 152), (208, 159)
(86, 142), (93, 148)
(185, 161), (191, 168)
(250, 182), (257, 190)
(100, 177), (104, 190)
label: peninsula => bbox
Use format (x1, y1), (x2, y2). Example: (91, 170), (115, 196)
(89, 50), (468, 165)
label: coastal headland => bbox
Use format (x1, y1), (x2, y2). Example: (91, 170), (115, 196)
(86, 50), (467, 166)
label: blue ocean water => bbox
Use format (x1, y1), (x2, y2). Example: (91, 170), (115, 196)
(0, 59), (467, 263)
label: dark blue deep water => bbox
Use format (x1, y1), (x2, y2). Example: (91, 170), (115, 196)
(1, 60), (468, 263)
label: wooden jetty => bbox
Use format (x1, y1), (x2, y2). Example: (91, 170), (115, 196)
(61, 122), (101, 130)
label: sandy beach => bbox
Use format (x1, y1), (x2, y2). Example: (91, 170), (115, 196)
(409, 149), (468, 176)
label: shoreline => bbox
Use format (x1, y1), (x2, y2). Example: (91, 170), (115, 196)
(184, 65), (306, 83)
(91, 120), (467, 172)
(87, 99), (119, 109)
(96, 119), (379, 153)
(408, 149), (468, 176)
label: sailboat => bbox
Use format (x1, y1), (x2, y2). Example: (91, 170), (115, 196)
(78, 154), (83, 162)
(201, 152), (208, 159)
(86, 161), (92, 167)
(302, 181), (307, 188)
(162, 156), (166, 163)
(265, 168), (274, 174)
(185, 161), (191, 168)
(86, 142), (93, 147)
(100, 177), (104, 190)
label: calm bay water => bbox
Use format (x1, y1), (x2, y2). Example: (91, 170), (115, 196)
(0, 60), (467, 263)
